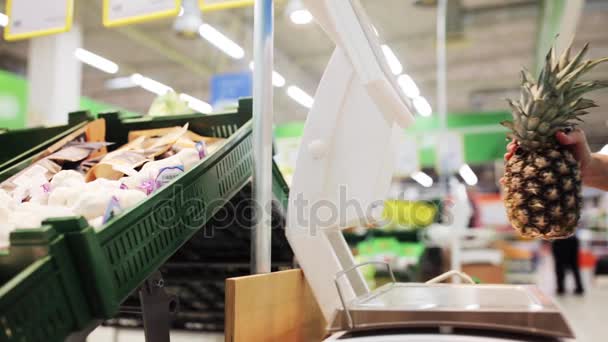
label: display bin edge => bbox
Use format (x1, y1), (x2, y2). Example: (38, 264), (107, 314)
(0, 225), (92, 342)
(0, 110), (93, 171)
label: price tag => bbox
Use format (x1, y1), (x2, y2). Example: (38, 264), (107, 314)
(200, 0), (254, 11)
(103, 0), (180, 27)
(4, 0), (73, 41)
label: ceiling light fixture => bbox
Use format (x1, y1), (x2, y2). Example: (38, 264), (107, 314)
(180, 93), (213, 114)
(130, 73), (173, 95)
(459, 164), (478, 186)
(0, 13), (8, 27)
(272, 71), (286, 87)
(411, 171), (433, 187)
(290, 9), (313, 25)
(199, 24), (244, 59)
(105, 76), (136, 90)
(249, 62), (286, 87)
(174, 0), (202, 38)
(381, 45), (403, 75)
(413, 96), (432, 117)
(286, 0), (313, 25)
(74, 48), (119, 74)
(397, 74), (420, 98)
(287, 85), (314, 108)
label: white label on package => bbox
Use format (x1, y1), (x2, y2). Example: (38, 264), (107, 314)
(5, 0), (72, 40)
(155, 165), (184, 189)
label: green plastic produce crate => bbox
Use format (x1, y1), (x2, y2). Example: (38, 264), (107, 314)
(0, 111), (92, 169)
(272, 161), (289, 212)
(0, 98), (255, 323)
(80, 99), (255, 317)
(0, 223), (92, 342)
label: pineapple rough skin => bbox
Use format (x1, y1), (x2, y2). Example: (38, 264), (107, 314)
(504, 147), (582, 239)
(501, 42), (608, 240)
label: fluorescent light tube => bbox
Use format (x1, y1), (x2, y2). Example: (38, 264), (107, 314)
(287, 86), (314, 108)
(0, 13), (8, 27)
(413, 96), (432, 117)
(381, 45), (403, 75)
(74, 48), (119, 74)
(130, 73), (173, 95)
(180, 93), (213, 114)
(105, 76), (136, 90)
(397, 74), (420, 98)
(290, 9), (313, 24)
(199, 24), (244, 59)
(272, 71), (286, 87)
(249, 62), (286, 88)
(411, 171), (433, 187)
(459, 164), (478, 186)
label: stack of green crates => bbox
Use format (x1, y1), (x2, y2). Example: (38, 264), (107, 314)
(0, 98), (284, 341)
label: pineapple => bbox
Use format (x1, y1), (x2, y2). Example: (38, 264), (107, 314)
(502, 42), (608, 239)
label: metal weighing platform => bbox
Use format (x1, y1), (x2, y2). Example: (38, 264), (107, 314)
(327, 264), (573, 340)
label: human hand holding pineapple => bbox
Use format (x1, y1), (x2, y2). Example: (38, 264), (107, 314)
(501, 42), (608, 240)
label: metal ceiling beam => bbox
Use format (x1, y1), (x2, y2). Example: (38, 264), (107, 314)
(81, 0), (213, 78)
(114, 26), (213, 77)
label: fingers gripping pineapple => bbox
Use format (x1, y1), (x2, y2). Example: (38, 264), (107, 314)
(502, 43), (608, 239)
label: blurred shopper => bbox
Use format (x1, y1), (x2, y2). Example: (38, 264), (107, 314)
(552, 236), (584, 295)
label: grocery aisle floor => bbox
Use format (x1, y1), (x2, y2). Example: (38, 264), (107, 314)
(87, 327), (223, 342)
(550, 276), (608, 342)
(536, 245), (608, 342)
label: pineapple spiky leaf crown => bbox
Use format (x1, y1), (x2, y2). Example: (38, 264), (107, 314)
(501, 41), (608, 150)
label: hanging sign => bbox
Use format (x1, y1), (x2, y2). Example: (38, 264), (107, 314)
(200, 0), (254, 12)
(103, 0), (180, 28)
(210, 72), (252, 110)
(4, 0), (74, 41)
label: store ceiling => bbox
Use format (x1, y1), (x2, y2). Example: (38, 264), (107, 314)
(0, 0), (607, 151)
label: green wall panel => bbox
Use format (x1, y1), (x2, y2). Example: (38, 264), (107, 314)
(464, 132), (508, 165)
(407, 111), (511, 132)
(0, 70), (140, 130)
(0, 70), (27, 130)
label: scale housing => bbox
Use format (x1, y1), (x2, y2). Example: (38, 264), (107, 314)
(286, 1), (574, 340)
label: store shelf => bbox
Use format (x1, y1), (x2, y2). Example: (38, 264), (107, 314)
(0, 98), (267, 341)
(105, 169), (293, 332)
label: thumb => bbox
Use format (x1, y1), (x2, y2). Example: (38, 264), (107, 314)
(556, 131), (576, 145)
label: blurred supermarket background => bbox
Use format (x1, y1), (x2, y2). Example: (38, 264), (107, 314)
(0, 0), (607, 341)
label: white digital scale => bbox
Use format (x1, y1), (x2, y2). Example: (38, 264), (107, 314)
(285, 1), (575, 340)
